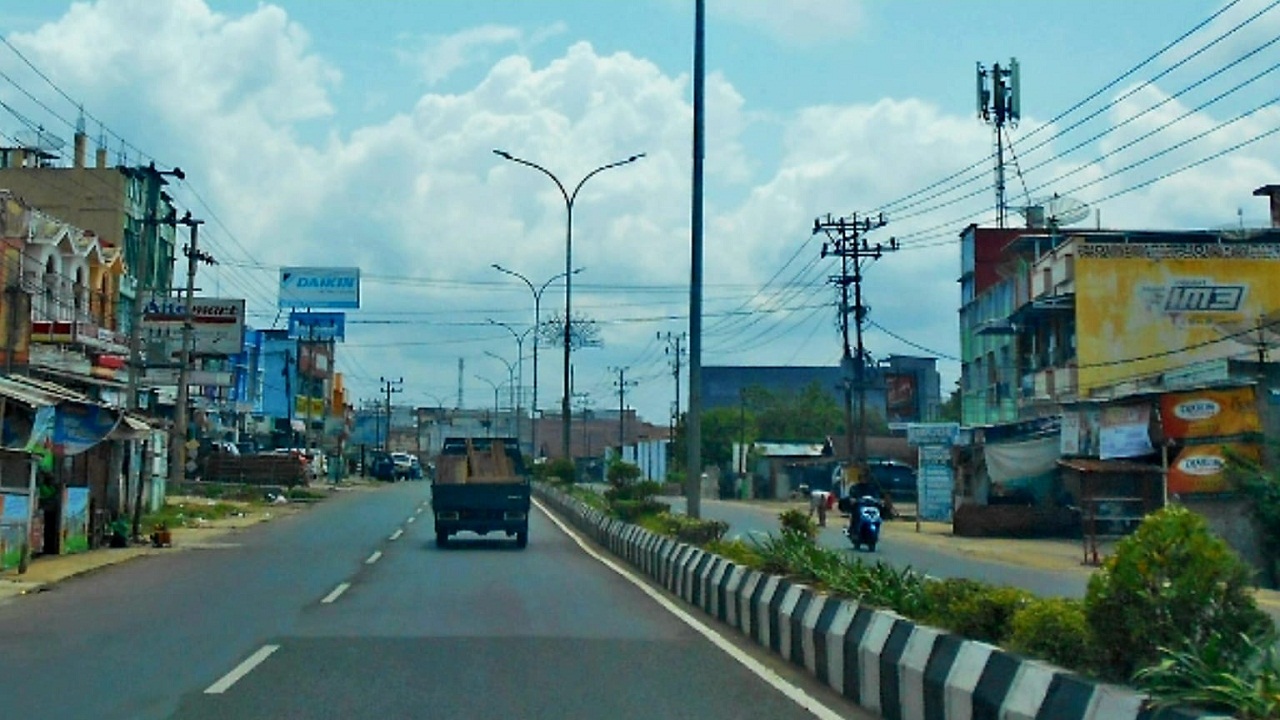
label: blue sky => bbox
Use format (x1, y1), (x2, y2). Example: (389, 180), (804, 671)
(1, 0), (1277, 426)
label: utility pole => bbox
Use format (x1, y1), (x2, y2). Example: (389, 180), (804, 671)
(379, 376), (403, 453)
(611, 366), (638, 455)
(976, 58), (1020, 227)
(813, 212), (896, 481)
(686, 0), (706, 519)
(126, 162), (183, 410)
(170, 212), (211, 487)
(659, 331), (686, 434)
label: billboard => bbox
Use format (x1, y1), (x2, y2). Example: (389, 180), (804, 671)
(1168, 442), (1261, 496)
(141, 297), (246, 357)
(279, 267), (360, 309)
(1075, 242), (1280, 392)
(1159, 386), (1260, 440)
(885, 373), (918, 421)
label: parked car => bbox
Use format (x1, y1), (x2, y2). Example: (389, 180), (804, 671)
(368, 451), (396, 481)
(867, 459), (918, 503)
(391, 452), (423, 480)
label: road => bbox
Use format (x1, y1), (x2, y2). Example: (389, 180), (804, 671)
(0, 483), (872, 720)
(673, 497), (1094, 599)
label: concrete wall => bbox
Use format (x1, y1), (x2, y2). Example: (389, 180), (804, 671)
(535, 484), (1226, 720)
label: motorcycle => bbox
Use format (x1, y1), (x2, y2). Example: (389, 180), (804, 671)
(843, 495), (884, 552)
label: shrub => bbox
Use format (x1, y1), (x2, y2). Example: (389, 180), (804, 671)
(1008, 597), (1092, 670)
(535, 458), (576, 484)
(947, 585), (1034, 645)
(777, 508), (817, 542)
(604, 480), (664, 504)
(1085, 506), (1273, 682)
(1135, 633), (1280, 719)
(705, 537), (762, 566)
(653, 513), (729, 544)
(921, 578), (986, 630)
(606, 459), (642, 485)
(610, 499), (670, 523)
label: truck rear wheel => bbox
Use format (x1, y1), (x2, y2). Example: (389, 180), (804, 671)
(515, 529), (528, 548)
(436, 530), (449, 548)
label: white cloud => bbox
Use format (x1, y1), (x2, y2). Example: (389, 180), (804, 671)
(403, 21), (567, 87)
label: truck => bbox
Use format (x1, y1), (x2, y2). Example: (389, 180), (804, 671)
(431, 437), (531, 548)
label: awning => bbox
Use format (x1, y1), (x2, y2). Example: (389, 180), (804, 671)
(108, 413), (153, 440)
(0, 376), (65, 407)
(1058, 458), (1164, 474)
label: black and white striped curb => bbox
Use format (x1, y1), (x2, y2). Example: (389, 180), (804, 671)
(535, 485), (1227, 720)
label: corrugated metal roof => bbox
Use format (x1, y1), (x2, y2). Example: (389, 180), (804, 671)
(0, 376), (63, 407)
(755, 442), (826, 458)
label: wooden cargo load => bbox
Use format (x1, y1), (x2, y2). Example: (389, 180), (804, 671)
(434, 437), (525, 484)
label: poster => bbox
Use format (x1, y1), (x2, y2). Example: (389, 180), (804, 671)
(1099, 404), (1153, 459)
(62, 486), (89, 554)
(53, 404), (119, 456)
(0, 493), (30, 570)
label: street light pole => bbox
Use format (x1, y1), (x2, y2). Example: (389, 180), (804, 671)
(492, 150), (644, 462)
(485, 349), (517, 438)
(476, 375), (501, 439)
(491, 265), (581, 458)
(487, 320), (532, 447)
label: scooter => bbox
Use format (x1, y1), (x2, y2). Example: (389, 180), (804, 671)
(843, 495), (883, 552)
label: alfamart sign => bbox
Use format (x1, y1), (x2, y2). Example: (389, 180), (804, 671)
(279, 267), (361, 309)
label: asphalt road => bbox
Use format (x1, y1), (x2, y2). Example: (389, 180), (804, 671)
(674, 497), (1091, 598)
(0, 483), (873, 720)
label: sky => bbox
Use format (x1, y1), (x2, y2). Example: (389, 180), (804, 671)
(1, 0), (1278, 427)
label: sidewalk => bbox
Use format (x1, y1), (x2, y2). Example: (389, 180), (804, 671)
(0, 479), (372, 603)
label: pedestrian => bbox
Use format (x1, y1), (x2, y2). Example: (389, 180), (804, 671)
(809, 487), (831, 527)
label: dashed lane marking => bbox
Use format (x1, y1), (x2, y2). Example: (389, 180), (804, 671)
(321, 582), (351, 604)
(389, 529), (404, 541)
(365, 551), (382, 565)
(204, 644), (280, 694)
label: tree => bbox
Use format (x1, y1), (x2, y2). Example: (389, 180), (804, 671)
(939, 383), (962, 422)
(752, 382), (842, 441)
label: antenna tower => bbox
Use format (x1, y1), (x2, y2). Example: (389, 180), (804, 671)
(976, 58), (1021, 227)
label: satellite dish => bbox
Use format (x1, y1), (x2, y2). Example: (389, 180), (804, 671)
(1017, 193), (1090, 229)
(13, 128), (65, 155)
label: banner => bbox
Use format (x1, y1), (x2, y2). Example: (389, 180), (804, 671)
(1099, 404), (1152, 459)
(1060, 407), (1101, 457)
(1160, 386), (1260, 440)
(1168, 442), (1261, 496)
(917, 445), (953, 521)
(62, 486), (89, 554)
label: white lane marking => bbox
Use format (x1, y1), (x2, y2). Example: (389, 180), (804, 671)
(204, 644), (280, 694)
(365, 551), (383, 565)
(407, 516), (416, 524)
(533, 498), (846, 720)
(389, 529), (404, 541)
(321, 582), (351, 604)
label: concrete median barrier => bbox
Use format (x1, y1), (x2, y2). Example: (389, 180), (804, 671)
(534, 484), (1226, 720)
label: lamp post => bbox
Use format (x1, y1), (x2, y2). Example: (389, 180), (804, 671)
(485, 349), (517, 437)
(487, 320), (532, 446)
(491, 265), (581, 458)
(475, 375), (501, 439)
(492, 149), (644, 461)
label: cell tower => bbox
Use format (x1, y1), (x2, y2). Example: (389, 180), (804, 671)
(976, 58), (1020, 227)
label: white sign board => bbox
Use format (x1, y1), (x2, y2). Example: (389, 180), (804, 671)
(279, 267), (361, 309)
(917, 445), (954, 522)
(141, 297), (245, 357)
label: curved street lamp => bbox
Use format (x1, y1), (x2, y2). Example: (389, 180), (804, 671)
(489, 264), (582, 457)
(493, 149), (645, 460)
(475, 375), (503, 439)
